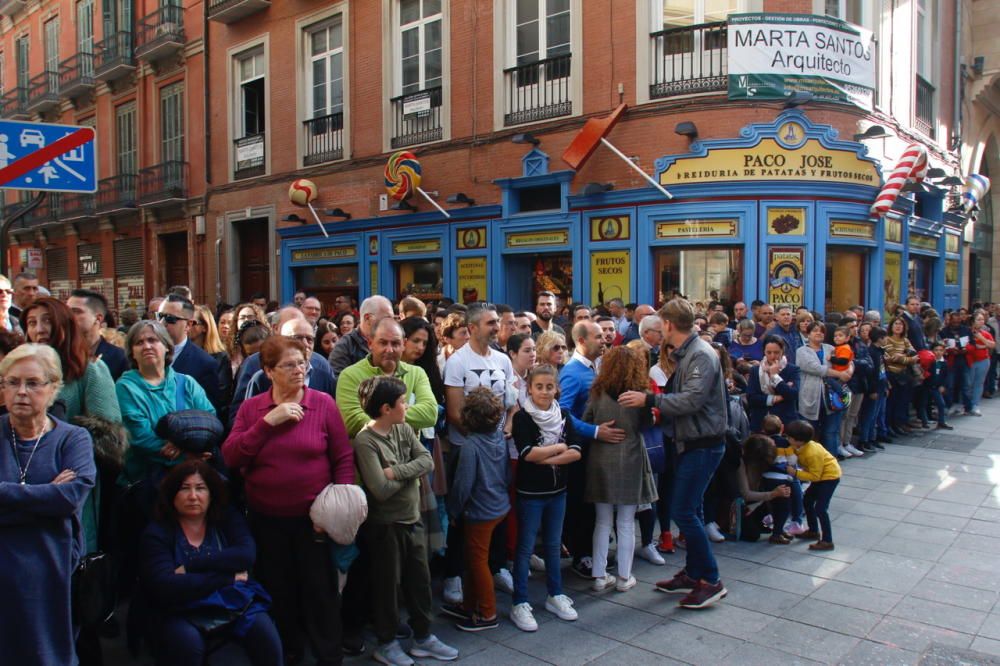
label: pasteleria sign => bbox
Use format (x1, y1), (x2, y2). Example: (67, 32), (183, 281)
(727, 13), (875, 109)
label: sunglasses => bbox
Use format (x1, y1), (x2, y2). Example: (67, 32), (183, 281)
(156, 313), (189, 325)
(552, 345), (568, 350)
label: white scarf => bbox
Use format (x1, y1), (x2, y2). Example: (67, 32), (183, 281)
(759, 356), (787, 396)
(521, 397), (564, 445)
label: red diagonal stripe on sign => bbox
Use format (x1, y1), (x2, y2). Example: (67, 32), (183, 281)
(0, 127), (95, 186)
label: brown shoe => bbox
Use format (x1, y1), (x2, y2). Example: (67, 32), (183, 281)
(808, 541), (835, 551)
(654, 570), (697, 594)
(678, 580), (728, 609)
(796, 530), (821, 540)
(768, 534), (791, 545)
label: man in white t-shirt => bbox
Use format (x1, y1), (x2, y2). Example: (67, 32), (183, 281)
(441, 303), (516, 606)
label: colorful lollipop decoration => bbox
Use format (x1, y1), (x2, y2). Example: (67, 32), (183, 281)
(288, 178), (330, 238)
(963, 174), (991, 219)
(384, 151), (451, 218)
(869, 144), (928, 218)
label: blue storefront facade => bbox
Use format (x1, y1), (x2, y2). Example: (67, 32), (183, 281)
(279, 111), (963, 317)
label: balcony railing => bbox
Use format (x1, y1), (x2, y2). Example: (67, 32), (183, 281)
(915, 74), (935, 139)
(0, 0), (27, 17)
(96, 174), (139, 213)
(207, 0), (269, 23)
(503, 54), (572, 127)
(23, 194), (62, 227)
(27, 70), (61, 113)
(135, 4), (185, 62)
(390, 86), (443, 148)
(303, 112), (344, 166)
(95, 32), (136, 82)
(650, 21), (727, 99)
(60, 193), (96, 221)
(59, 53), (96, 99)
(234, 133), (265, 179)
(139, 161), (188, 205)
(0, 87), (30, 119)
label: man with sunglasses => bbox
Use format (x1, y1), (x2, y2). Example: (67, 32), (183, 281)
(158, 294), (225, 412)
(0, 274), (23, 335)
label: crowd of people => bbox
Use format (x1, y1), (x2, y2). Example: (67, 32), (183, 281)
(1, 270), (998, 666)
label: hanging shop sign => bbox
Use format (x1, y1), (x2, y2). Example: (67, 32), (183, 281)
(885, 218), (902, 243)
(457, 257), (488, 303)
(727, 13), (875, 109)
(909, 233), (937, 252)
(393, 239), (442, 254)
(884, 252), (902, 319)
(590, 250), (630, 305)
(291, 246), (357, 262)
(590, 216), (630, 242)
(830, 219), (875, 240)
(767, 208), (806, 236)
(506, 230), (569, 248)
(457, 227), (487, 250)
(656, 219), (738, 239)
(768, 247), (805, 308)
(945, 234), (960, 254)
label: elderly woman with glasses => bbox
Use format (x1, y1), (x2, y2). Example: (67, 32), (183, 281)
(116, 320), (216, 487)
(535, 330), (568, 370)
(223, 336), (353, 665)
(0, 344), (96, 665)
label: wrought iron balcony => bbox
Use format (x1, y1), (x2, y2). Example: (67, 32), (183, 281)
(915, 74), (935, 139)
(390, 86), (443, 148)
(59, 53), (96, 99)
(503, 53), (572, 127)
(96, 174), (139, 214)
(0, 87), (30, 120)
(135, 4), (185, 62)
(60, 193), (97, 221)
(139, 161), (188, 206)
(27, 70), (61, 114)
(22, 194), (62, 228)
(0, 0), (27, 17)
(95, 32), (136, 82)
(649, 21), (727, 99)
(233, 133), (265, 179)
(207, 0), (269, 23)
(303, 113), (344, 166)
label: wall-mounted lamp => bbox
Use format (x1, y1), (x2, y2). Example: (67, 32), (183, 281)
(511, 132), (540, 146)
(446, 193), (476, 205)
(938, 176), (965, 187)
(901, 181), (932, 194)
(783, 91), (813, 108)
(325, 208), (352, 220)
(391, 199), (417, 213)
(282, 214), (307, 224)
(925, 168), (947, 180)
(674, 121), (698, 139)
(580, 182), (614, 196)
(853, 125), (891, 141)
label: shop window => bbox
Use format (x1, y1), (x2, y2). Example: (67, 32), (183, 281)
(654, 246), (742, 308)
(908, 256), (932, 303)
(396, 259), (443, 301)
(295, 265), (358, 315)
(517, 184), (561, 213)
(826, 249), (866, 314)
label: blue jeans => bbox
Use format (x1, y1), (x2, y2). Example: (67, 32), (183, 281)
(803, 478), (840, 543)
(875, 394), (889, 436)
(673, 444), (724, 584)
(513, 492), (566, 605)
(154, 612), (283, 666)
(947, 361), (966, 408)
(817, 405), (843, 456)
(857, 393), (877, 442)
(964, 359), (990, 412)
(929, 386), (948, 425)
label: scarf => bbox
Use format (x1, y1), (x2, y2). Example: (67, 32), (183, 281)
(759, 356), (787, 397)
(521, 397), (564, 445)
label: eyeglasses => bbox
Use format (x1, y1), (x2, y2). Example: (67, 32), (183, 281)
(552, 345), (568, 350)
(0, 289), (12, 295)
(275, 360), (308, 371)
(0, 379), (51, 392)
(193, 320), (207, 327)
(289, 334), (315, 344)
(156, 313), (189, 325)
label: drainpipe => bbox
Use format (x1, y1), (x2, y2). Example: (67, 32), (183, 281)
(215, 236), (222, 305)
(952, 0), (962, 154)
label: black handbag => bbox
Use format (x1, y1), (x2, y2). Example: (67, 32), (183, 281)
(154, 374), (224, 454)
(184, 596), (254, 638)
(72, 551), (117, 627)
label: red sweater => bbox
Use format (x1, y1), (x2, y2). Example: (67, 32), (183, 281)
(222, 387), (354, 517)
(966, 330), (994, 366)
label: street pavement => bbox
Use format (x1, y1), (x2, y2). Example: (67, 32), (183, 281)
(109, 396), (1000, 665)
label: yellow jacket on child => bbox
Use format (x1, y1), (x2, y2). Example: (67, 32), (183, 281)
(793, 441), (842, 482)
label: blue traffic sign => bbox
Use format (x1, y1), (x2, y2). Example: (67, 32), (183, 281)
(0, 119), (98, 194)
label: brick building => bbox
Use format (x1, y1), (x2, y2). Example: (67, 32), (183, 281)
(1, 0), (997, 315)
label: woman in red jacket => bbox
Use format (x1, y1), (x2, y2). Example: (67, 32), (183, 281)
(962, 309), (996, 416)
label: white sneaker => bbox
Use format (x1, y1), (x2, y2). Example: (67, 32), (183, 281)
(845, 444), (864, 456)
(509, 602), (537, 632)
(443, 576), (463, 605)
(616, 575), (637, 592)
(409, 634), (459, 661)
(494, 568), (514, 594)
(545, 594), (577, 621)
(592, 573), (617, 591)
(638, 543), (665, 565)
(970, 409), (983, 416)
(837, 446), (854, 458)
(706, 522), (726, 543)
(529, 554), (546, 572)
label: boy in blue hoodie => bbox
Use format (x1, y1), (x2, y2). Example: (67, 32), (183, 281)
(446, 387), (511, 632)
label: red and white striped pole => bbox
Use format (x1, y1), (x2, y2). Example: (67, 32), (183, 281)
(869, 144), (929, 218)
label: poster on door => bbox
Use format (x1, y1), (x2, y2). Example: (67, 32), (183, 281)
(457, 257), (487, 304)
(590, 250), (630, 305)
(767, 247), (804, 308)
(884, 252), (902, 319)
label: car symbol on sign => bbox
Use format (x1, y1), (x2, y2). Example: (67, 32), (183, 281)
(19, 129), (46, 149)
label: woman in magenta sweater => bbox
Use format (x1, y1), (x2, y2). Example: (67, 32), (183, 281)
(222, 336), (353, 666)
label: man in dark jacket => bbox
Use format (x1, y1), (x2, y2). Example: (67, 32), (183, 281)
(67, 289), (128, 382)
(620, 298), (728, 610)
(328, 295), (394, 391)
(158, 294), (224, 411)
(903, 296), (927, 351)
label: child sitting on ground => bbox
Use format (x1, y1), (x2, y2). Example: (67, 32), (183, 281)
(783, 420), (842, 551)
(353, 376), (459, 664)
(761, 415), (806, 536)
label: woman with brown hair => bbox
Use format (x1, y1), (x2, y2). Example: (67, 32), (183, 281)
(583, 346), (658, 593)
(228, 303), (270, 376)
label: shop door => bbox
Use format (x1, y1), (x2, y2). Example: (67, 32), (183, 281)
(238, 219), (269, 301)
(908, 256), (933, 304)
(162, 232), (189, 289)
(825, 249), (866, 314)
(654, 246), (743, 310)
(505, 253), (573, 311)
(295, 265), (359, 318)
